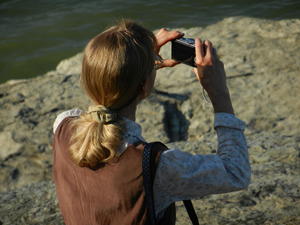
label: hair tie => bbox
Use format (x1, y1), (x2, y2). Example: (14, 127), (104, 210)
(87, 105), (118, 124)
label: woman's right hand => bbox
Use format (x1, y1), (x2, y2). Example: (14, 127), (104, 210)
(154, 28), (184, 69)
(193, 38), (234, 114)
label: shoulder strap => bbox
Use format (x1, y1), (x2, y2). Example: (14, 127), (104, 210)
(142, 142), (157, 225)
(183, 200), (200, 225)
(142, 142), (199, 225)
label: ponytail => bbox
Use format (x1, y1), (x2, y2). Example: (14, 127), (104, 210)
(69, 109), (126, 169)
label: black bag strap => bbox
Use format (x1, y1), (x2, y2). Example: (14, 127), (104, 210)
(142, 142), (199, 225)
(183, 200), (200, 225)
(142, 142), (157, 225)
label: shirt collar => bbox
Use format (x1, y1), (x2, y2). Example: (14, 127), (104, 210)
(122, 117), (145, 142)
(117, 117), (145, 155)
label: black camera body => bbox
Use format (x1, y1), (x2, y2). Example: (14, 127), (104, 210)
(171, 37), (196, 67)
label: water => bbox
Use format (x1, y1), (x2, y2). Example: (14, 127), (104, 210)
(0, 0), (299, 83)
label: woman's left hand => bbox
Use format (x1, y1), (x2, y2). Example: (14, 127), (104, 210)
(155, 28), (184, 69)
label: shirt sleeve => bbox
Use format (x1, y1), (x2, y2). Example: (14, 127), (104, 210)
(52, 108), (82, 133)
(153, 113), (251, 215)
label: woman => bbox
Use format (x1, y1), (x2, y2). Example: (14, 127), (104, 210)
(52, 20), (251, 225)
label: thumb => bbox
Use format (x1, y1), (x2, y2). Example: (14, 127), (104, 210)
(159, 59), (180, 68)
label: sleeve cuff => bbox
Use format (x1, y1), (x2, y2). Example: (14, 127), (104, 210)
(214, 113), (245, 130)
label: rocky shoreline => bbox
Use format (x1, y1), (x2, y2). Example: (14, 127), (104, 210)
(0, 17), (299, 224)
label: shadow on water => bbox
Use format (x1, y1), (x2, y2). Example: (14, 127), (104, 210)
(0, 0), (299, 83)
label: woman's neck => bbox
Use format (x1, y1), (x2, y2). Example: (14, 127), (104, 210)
(118, 102), (137, 121)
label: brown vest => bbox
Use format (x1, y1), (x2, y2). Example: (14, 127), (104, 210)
(52, 117), (176, 225)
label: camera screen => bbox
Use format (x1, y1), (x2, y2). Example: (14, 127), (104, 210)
(171, 39), (196, 67)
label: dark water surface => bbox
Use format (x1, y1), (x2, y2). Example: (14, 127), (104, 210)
(0, 0), (299, 83)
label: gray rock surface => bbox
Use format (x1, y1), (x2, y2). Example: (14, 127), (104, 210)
(0, 132), (22, 160)
(0, 16), (299, 224)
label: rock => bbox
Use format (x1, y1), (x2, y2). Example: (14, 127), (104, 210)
(0, 17), (299, 224)
(55, 53), (83, 75)
(0, 181), (64, 225)
(0, 132), (22, 160)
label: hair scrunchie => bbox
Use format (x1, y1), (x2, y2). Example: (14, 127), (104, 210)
(87, 105), (118, 124)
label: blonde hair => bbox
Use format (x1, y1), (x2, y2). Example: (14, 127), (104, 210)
(69, 20), (156, 169)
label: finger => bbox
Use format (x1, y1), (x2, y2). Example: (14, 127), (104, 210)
(162, 31), (184, 46)
(159, 59), (181, 68)
(157, 27), (168, 33)
(204, 40), (213, 65)
(156, 30), (184, 48)
(200, 39), (204, 57)
(167, 30), (184, 39)
(195, 38), (203, 65)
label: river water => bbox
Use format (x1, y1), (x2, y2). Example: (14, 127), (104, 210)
(0, 0), (299, 83)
